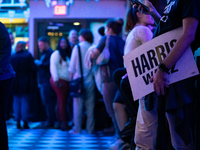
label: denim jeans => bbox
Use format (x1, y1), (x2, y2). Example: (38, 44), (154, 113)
(13, 94), (31, 121)
(38, 82), (57, 124)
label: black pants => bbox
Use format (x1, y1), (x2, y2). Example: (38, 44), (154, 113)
(113, 68), (138, 117)
(0, 78), (13, 150)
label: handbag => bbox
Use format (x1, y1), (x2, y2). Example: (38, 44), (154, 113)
(96, 36), (110, 65)
(69, 45), (85, 97)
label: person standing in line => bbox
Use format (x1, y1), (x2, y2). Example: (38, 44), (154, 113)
(68, 29), (78, 125)
(111, 7), (155, 149)
(69, 28), (95, 134)
(35, 36), (57, 128)
(50, 37), (72, 131)
(68, 29), (78, 50)
(90, 18), (125, 147)
(133, 0), (200, 149)
(11, 41), (37, 129)
(0, 22), (15, 150)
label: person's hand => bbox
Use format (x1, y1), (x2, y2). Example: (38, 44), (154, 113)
(34, 59), (42, 66)
(149, 69), (169, 95)
(133, 0), (155, 15)
(54, 81), (62, 88)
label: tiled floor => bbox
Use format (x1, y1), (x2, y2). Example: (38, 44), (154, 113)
(6, 119), (114, 150)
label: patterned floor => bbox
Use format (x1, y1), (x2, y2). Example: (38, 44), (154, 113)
(6, 119), (114, 150)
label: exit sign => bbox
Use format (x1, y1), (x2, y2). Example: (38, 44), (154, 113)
(54, 5), (67, 15)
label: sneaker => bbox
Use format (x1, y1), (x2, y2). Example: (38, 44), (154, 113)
(68, 129), (81, 134)
(108, 138), (123, 150)
(17, 121), (21, 129)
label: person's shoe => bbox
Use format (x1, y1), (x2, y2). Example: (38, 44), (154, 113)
(120, 117), (136, 137)
(17, 121), (21, 129)
(108, 138), (123, 150)
(60, 121), (70, 131)
(68, 128), (81, 134)
(23, 121), (30, 129)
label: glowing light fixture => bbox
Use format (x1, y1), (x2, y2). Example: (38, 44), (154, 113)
(51, 0), (57, 6)
(19, 0), (26, 8)
(45, 0), (51, 8)
(65, 1), (70, 6)
(69, 0), (73, 5)
(8, 10), (15, 23)
(73, 22), (80, 26)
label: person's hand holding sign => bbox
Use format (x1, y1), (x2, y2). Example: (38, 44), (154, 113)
(150, 67), (169, 95)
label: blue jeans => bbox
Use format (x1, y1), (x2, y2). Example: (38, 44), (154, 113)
(13, 94), (31, 121)
(38, 82), (57, 124)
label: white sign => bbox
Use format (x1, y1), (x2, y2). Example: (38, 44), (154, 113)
(123, 27), (199, 100)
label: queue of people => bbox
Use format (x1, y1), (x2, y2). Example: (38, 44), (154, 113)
(1, 0), (200, 149)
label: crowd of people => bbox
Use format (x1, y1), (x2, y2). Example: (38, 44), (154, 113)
(0, 0), (200, 149)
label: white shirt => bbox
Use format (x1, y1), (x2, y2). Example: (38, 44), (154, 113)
(124, 25), (153, 55)
(50, 50), (70, 82)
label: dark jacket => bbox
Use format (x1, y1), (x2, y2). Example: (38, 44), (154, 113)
(11, 50), (37, 94)
(37, 48), (54, 84)
(0, 22), (15, 80)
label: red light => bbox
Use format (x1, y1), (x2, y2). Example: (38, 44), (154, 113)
(54, 5), (67, 15)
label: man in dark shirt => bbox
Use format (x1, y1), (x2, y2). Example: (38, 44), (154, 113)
(35, 36), (57, 128)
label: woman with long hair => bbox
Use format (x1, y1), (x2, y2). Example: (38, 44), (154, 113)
(112, 6), (155, 149)
(50, 37), (72, 131)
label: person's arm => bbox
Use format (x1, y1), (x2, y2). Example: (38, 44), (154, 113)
(50, 51), (59, 82)
(90, 48), (101, 60)
(135, 0), (161, 25)
(90, 36), (106, 61)
(40, 52), (52, 69)
(150, 17), (199, 95)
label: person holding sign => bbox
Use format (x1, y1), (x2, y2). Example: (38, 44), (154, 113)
(133, 0), (200, 149)
(112, 6), (155, 149)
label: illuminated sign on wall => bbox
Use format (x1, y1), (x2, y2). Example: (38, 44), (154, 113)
(54, 5), (67, 15)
